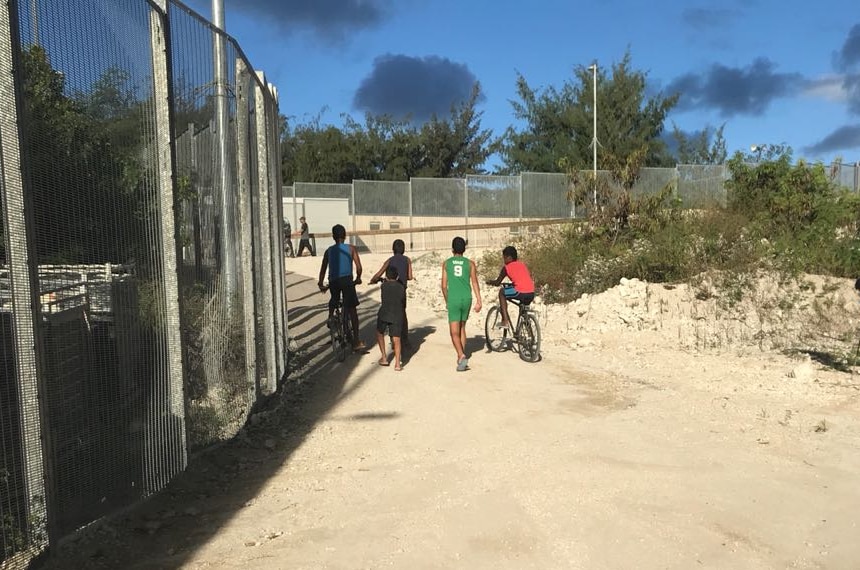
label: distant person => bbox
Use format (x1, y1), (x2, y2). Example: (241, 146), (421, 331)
(318, 224), (365, 351)
(375, 266), (405, 371)
(485, 245), (535, 329)
(283, 218), (295, 258)
(370, 239), (413, 347)
(297, 216), (314, 257)
(441, 236), (481, 372)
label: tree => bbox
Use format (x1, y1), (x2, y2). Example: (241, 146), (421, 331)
(672, 124), (727, 164)
(18, 46), (144, 264)
(416, 83), (497, 177)
(280, 83), (496, 183)
(500, 50), (678, 174)
(280, 113), (376, 183)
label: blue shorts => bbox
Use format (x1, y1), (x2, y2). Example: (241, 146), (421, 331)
(503, 285), (534, 304)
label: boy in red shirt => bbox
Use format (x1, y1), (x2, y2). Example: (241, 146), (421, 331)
(486, 246), (535, 329)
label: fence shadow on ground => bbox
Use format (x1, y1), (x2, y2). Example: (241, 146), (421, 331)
(41, 272), (401, 569)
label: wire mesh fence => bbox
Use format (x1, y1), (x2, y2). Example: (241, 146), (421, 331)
(290, 164), (860, 251)
(0, 0), (286, 565)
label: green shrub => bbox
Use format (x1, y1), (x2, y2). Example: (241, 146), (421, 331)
(521, 150), (860, 303)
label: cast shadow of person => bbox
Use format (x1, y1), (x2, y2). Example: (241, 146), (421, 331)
(400, 325), (436, 365)
(465, 335), (487, 359)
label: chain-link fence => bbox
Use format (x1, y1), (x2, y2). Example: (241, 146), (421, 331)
(0, 0), (286, 565)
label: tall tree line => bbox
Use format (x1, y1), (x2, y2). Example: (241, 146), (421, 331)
(281, 50), (729, 184)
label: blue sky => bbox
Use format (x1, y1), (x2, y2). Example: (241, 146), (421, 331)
(183, 0), (860, 170)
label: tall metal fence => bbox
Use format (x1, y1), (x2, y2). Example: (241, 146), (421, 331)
(287, 162), (860, 226)
(0, 0), (286, 565)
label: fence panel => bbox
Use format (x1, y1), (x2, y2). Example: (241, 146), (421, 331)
(353, 180), (410, 216)
(10, 0), (186, 542)
(521, 172), (572, 218)
(0, 0), (284, 563)
(169, 6), (253, 452)
(627, 167), (678, 198)
(466, 174), (519, 218)
(0, 0), (47, 563)
(677, 164), (728, 208)
(411, 177), (464, 218)
(829, 162), (859, 192)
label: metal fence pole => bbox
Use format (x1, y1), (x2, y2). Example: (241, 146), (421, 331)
(0, 0), (49, 552)
(149, 0), (187, 483)
(408, 178), (414, 250)
(351, 181), (357, 245)
(234, 58), (259, 401)
(265, 82), (286, 381)
(518, 173), (523, 221)
(855, 161), (859, 193)
(212, 9), (236, 301)
(292, 184), (298, 247)
(254, 71), (277, 395)
(463, 177), (469, 244)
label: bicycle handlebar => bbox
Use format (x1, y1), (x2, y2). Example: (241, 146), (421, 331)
(319, 277), (362, 293)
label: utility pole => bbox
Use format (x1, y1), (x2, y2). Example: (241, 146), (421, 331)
(213, 0), (236, 301)
(588, 62), (598, 207)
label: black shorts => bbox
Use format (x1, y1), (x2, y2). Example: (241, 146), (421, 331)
(329, 276), (359, 310)
(376, 318), (403, 338)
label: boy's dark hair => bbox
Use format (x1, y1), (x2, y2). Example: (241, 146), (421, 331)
(393, 239), (405, 255)
(452, 236), (466, 254)
(385, 266), (399, 280)
(332, 224), (346, 240)
(503, 246), (518, 261)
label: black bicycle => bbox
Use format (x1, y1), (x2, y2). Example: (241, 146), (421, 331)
(484, 284), (541, 363)
(321, 284), (356, 362)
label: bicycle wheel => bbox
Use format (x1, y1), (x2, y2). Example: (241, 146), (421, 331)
(484, 306), (508, 352)
(517, 312), (541, 363)
(331, 312), (348, 362)
(342, 310), (355, 348)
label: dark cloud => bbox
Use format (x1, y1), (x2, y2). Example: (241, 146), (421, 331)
(841, 73), (860, 115)
(804, 124), (860, 155)
(833, 23), (860, 72)
(352, 54), (482, 122)
(681, 7), (739, 31)
(667, 58), (803, 117)
(227, 0), (390, 41)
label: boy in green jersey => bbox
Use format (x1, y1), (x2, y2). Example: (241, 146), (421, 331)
(441, 236), (482, 371)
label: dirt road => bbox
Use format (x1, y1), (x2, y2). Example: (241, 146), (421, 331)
(47, 253), (860, 569)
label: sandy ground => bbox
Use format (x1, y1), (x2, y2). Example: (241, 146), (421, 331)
(45, 249), (860, 570)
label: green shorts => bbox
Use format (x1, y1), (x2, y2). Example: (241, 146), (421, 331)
(447, 297), (472, 323)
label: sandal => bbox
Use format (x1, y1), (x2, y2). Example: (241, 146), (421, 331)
(378, 359), (390, 367)
(394, 363), (402, 371)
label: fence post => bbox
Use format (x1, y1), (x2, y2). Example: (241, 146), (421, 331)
(463, 177), (469, 244)
(518, 173), (524, 221)
(351, 181), (357, 246)
(149, 0), (187, 484)
(234, 58), (258, 401)
(213, 24), (236, 301)
(254, 71), (277, 395)
(292, 185), (298, 247)
(408, 178), (414, 250)
(0, 0), (49, 552)
(265, 82), (286, 382)
(855, 161), (859, 193)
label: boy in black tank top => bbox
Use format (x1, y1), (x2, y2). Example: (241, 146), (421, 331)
(370, 239), (413, 347)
